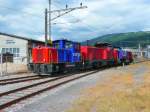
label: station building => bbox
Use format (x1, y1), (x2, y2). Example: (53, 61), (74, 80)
(0, 32), (45, 64)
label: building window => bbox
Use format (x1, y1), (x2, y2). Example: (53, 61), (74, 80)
(1, 48), (20, 57)
(2, 48), (5, 53)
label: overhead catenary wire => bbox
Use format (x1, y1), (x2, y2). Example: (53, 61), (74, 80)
(2, 1), (150, 44)
(0, 3), (86, 38)
(45, 1), (87, 42)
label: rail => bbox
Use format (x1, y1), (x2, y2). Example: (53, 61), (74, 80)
(0, 70), (99, 110)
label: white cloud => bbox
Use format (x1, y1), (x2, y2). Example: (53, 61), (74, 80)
(37, 35), (45, 41)
(0, 0), (150, 41)
(54, 0), (150, 41)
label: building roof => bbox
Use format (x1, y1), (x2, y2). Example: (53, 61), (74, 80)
(0, 32), (44, 43)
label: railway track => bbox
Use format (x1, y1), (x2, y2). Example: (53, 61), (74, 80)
(0, 75), (49, 85)
(0, 70), (99, 110)
(0, 75), (38, 82)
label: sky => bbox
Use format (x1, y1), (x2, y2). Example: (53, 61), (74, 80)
(0, 0), (150, 42)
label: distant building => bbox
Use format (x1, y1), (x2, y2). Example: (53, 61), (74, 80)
(123, 47), (147, 58)
(0, 32), (45, 64)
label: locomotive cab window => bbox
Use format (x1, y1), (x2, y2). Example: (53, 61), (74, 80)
(66, 42), (73, 49)
(75, 44), (80, 51)
(53, 43), (59, 49)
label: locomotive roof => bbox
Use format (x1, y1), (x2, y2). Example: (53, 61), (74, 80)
(95, 42), (112, 47)
(0, 32), (44, 43)
(53, 39), (80, 44)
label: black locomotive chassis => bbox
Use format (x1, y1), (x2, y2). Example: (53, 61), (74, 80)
(28, 63), (82, 75)
(27, 59), (117, 75)
(28, 63), (62, 75)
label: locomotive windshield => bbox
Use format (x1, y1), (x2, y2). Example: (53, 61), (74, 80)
(53, 39), (80, 52)
(53, 43), (59, 48)
(66, 41), (73, 49)
(74, 43), (80, 51)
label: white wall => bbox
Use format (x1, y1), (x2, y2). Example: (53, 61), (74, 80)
(0, 35), (28, 64)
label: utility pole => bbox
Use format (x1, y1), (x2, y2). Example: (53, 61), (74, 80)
(138, 43), (142, 57)
(0, 53), (2, 76)
(45, 8), (48, 46)
(48, 0), (52, 44)
(44, 1), (87, 46)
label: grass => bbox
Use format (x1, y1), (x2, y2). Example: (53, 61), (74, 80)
(67, 61), (150, 112)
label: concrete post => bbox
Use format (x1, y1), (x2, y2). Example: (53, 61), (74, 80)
(0, 52), (3, 76)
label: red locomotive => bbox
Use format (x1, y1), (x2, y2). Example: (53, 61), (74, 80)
(28, 39), (133, 75)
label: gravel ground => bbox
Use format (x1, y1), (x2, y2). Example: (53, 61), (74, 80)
(0, 73), (41, 94)
(3, 68), (114, 112)
(1, 62), (149, 112)
(66, 61), (150, 112)
(0, 77), (55, 94)
(0, 73), (35, 80)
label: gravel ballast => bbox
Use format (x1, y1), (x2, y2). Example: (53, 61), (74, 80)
(5, 69), (113, 112)
(2, 62), (149, 112)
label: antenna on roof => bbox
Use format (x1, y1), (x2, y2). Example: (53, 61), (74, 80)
(80, 2), (83, 7)
(66, 4), (68, 9)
